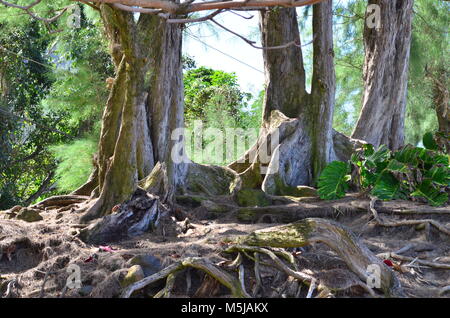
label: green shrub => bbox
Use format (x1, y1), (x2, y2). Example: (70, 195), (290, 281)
(318, 132), (450, 206)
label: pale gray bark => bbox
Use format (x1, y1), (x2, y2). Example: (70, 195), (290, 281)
(259, 7), (308, 121)
(352, 0), (414, 150)
(236, 3), (336, 195)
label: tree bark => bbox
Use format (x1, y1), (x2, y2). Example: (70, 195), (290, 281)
(81, 4), (185, 222)
(427, 66), (449, 153)
(229, 3), (336, 195)
(308, 1), (336, 184)
(259, 7), (308, 121)
(352, 0), (414, 150)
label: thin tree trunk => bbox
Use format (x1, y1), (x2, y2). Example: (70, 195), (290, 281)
(427, 67), (449, 153)
(352, 0), (414, 150)
(308, 0), (336, 184)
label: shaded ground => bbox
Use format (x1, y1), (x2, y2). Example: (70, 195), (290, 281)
(0, 195), (449, 298)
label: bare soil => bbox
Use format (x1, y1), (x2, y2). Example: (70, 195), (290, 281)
(0, 196), (449, 298)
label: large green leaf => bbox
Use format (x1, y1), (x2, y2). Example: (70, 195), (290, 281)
(318, 161), (351, 200)
(423, 132), (438, 151)
(371, 171), (403, 200)
(411, 181), (449, 206)
(424, 165), (450, 186)
(385, 159), (409, 173)
(364, 145), (391, 169)
(394, 145), (423, 166)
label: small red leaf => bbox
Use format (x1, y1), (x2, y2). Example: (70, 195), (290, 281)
(383, 259), (393, 267)
(84, 256), (94, 263)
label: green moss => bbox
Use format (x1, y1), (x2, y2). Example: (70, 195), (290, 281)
(236, 189), (271, 207)
(120, 265), (145, 288)
(239, 220), (314, 248)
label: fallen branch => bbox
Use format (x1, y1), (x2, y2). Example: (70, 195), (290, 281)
(369, 197), (450, 237)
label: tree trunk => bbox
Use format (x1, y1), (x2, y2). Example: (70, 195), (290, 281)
(229, 3), (336, 196)
(259, 7), (308, 121)
(81, 4), (185, 222)
(308, 1), (336, 184)
(352, 0), (414, 150)
(427, 67), (449, 153)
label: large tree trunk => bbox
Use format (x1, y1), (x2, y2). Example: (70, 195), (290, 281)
(259, 7), (308, 121)
(351, 0), (414, 150)
(229, 3), (337, 195)
(81, 4), (185, 222)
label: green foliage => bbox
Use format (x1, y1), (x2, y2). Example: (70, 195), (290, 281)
(331, 0), (448, 143)
(184, 66), (252, 126)
(422, 132), (439, 151)
(0, 6), (110, 206)
(319, 134), (450, 206)
(183, 66), (261, 166)
(0, 21), (66, 209)
(318, 161), (351, 200)
(50, 138), (97, 192)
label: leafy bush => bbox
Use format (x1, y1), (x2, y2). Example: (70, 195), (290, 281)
(318, 132), (450, 206)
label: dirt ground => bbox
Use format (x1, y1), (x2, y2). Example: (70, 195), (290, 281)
(0, 195), (449, 298)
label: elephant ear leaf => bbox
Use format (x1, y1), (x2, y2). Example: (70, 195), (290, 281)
(318, 161), (351, 200)
(425, 165), (450, 186)
(411, 181), (449, 207)
(371, 171), (402, 200)
(423, 132), (438, 151)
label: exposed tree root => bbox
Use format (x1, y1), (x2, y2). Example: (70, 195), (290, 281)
(71, 165), (99, 197)
(120, 257), (250, 298)
(31, 195), (89, 209)
(119, 217), (404, 298)
(236, 218), (403, 296)
(440, 286), (450, 296)
(369, 197), (450, 237)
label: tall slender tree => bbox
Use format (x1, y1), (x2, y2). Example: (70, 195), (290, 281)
(351, 0), (414, 150)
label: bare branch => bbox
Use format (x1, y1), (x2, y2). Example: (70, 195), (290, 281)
(112, 3), (162, 14)
(167, 9), (224, 23)
(229, 10), (254, 20)
(211, 18), (303, 50)
(90, 0), (327, 14)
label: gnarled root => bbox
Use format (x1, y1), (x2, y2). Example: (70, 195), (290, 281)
(237, 217), (403, 297)
(120, 257), (250, 298)
(31, 195), (89, 209)
(369, 197), (450, 237)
